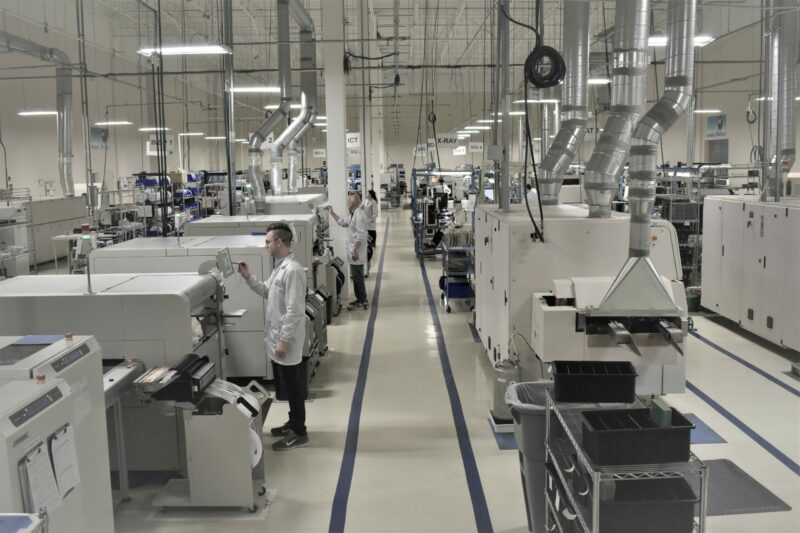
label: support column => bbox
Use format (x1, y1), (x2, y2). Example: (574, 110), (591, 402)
(323, 0), (350, 296)
(359, 0), (372, 194)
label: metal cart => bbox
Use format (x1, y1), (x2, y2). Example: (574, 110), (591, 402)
(440, 241), (474, 313)
(544, 388), (708, 533)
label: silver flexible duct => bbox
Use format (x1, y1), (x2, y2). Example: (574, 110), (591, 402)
(538, 0), (590, 204)
(628, 0), (695, 256)
(584, 0), (650, 217)
(1, 32), (74, 196)
(762, 0), (797, 200)
(288, 120), (315, 193)
(247, 0), (292, 197)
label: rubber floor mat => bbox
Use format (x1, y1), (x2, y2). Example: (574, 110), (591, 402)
(689, 459), (792, 516)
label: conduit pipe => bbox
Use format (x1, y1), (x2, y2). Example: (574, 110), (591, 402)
(538, 0), (590, 204)
(1, 32), (74, 196)
(584, 0), (650, 217)
(628, 0), (695, 257)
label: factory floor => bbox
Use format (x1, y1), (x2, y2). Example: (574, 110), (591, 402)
(103, 209), (798, 533)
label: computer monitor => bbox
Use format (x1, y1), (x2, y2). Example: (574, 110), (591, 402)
(216, 248), (235, 278)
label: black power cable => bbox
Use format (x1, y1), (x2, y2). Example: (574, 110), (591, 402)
(500, 3), (565, 89)
(427, 110), (442, 169)
(522, 81), (545, 241)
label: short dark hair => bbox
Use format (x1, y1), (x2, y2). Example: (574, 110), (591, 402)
(368, 189), (377, 201)
(266, 222), (293, 245)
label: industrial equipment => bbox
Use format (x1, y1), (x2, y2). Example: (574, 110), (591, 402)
(254, 193), (326, 215)
(0, 273), (224, 472)
(134, 354), (270, 511)
(0, 335), (114, 532)
(701, 195), (800, 351)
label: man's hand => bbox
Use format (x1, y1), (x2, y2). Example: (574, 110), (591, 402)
(275, 340), (288, 360)
(237, 261), (251, 280)
(351, 248), (359, 262)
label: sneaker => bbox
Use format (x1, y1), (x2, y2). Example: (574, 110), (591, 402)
(270, 422), (291, 437)
(347, 301), (362, 311)
(272, 430), (310, 451)
(348, 299), (360, 307)
(360, 301), (369, 310)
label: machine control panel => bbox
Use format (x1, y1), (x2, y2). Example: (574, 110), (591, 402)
(50, 344), (91, 373)
(9, 387), (64, 427)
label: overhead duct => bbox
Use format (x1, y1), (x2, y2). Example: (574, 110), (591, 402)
(247, 0), (293, 198)
(583, 0), (650, 217)
(538, 0), (590, 204)
(1, 32), (74, 196)
(271, 0), (318, 195)
(762, 0), (797, 201)
(596, 0), (696, 317)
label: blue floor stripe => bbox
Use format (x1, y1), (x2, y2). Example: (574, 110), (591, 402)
(419, 258), (494, 533)
(329, 220), (391, 533)
(686, 380), (800, 476)
(690, 330), (800, 397)
(468, 322), (482, 343)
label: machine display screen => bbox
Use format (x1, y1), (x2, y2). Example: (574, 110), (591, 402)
(9, 387), (63, 427)
(0, 344), (50, 366)
(51, 344), (91, 373)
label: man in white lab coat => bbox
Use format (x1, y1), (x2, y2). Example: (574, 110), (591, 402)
(327, 193), (369, 310)
(362, 189), (378, 277)
(238, 222), (309, 451)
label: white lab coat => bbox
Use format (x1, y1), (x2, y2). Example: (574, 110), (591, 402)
(337, 208), (368, 265)
(245, 253), (307, 366)
(361, 198), (378, 231)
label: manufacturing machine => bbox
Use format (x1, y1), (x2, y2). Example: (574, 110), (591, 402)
(474, 204), (682, 380)
(0, 380), (87, 532)
(255, 193), (326, 215)
(134, 354), (271, 511)
(701, 195), (800, 351)
(0, 335), (114, 532)
(0, 273), (225, 472)
(90, 235), (281, 379)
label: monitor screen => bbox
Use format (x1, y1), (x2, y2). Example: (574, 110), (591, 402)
(216, 248), (235, 278)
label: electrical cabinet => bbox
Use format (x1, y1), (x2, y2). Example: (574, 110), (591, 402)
(701, 196), (800, 351)
(27, 197), (89, 264)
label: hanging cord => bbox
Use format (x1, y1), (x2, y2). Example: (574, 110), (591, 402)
(746, 98), (763, 165)
(427, 110), (442, 169)
(501, 2), (564, 89)
(522, 81), (545, 241)
(0, 117), (9, 189)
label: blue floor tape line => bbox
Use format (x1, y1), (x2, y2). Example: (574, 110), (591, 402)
(690, 330), (800, 398)
(419, 258), (494, 533)
(686, 380), (800, 476)
(329, 220), (391, 533)
(468, 322), (482, 343)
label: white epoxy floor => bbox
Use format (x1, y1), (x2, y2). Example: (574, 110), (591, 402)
(103, 209), (798, 532)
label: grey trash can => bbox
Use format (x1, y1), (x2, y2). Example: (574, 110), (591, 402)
(505, 380), (551, 533)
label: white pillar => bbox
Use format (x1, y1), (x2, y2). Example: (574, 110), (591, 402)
(323, 0), (350, 297)
(373, 106), (385, 214)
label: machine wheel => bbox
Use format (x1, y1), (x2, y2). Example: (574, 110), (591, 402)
(248, 505), (259, 513)
(446, 305), (452, 313)
(258, 485), (267, 496)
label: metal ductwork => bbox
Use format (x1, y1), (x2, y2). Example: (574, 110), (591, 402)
(762, 0), (797, 201)
(584, 0), (650, 217)
(628, 0), (695, 257)
(1, 32), (74, 196)
(271, 0), (318, 195)
(594, 0), (695, 319)
(538, 0), (590, 204)
(247, 0), (293, 197)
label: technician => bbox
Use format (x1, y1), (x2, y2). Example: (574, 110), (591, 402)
(362, 189), (378, 277)
(327, 193), (369, 310)
(238, 222), (309, 451)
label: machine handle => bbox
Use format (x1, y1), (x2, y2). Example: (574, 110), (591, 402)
(236, 397), (259, 418)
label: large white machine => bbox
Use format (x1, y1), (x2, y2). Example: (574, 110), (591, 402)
(0, 335), (114, 532)
(27, 197), (89, 264)
(474, 204), (683, 380)
(701, 195), (800, 351)
(0, 273), (224, 472)
(90, 236), (278, 379)
(255, 193), (326, 215)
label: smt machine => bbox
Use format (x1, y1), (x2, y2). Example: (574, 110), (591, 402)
(0, 336), (114, 532)
(0, 273), (225, 472)
(255, 193), (326, 215)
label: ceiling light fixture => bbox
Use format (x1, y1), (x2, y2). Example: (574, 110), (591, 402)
(204, 136), (226, 140)
(230, 86), (280, 93)
(693, 109), (722, 114)
(513, 99), (559, 104)
(138, 127), (170, 131)
(465, 126), (491, 130)
(588, 78), (611, 85)
(178, 132), (204, 137)
(18, 110), (57, 116)
(264, 104), (303, 110)
(94, 120), (133, 126)
(137, 45), (231, 57)
(693, 35), (714, 47)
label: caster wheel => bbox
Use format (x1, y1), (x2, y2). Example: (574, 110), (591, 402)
(248, 505), (259, 513)
(258, 485), (267, 496)
(446, 306), (452, 313)
(440, 293), (445, 301)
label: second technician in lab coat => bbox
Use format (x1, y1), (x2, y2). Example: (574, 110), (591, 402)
(238, 222), (310, 451)
(327, 192), (369, 310)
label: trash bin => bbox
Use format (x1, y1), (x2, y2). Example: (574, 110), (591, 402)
(505, 380), (552, 533)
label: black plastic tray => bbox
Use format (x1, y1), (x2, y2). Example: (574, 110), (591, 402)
(600, 477), (698, 533)
(581, 407), (694, 465)
(553, 361), (637, 403)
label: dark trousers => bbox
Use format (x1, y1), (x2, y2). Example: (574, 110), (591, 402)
(367, 229), (377, 263)
(273, 361), (307, 436)
(351, 264), (368, 303)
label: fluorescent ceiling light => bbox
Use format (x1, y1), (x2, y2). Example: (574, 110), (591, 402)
(138, 127), (170, 131)
(204, 136), (226, 140)
(693, 109), (721, 114)
(313, 123), (327, 127)
(456, 131), (474, 135)
(533, 137), (542, 141)
(316, 116), (326, 120)
(588, 78), (611, 85)
(264, 104), (303, 110)
(693, 35), (714, 47)
(235, 138), (247, 142)
(230, 86), (280, 93)
(478, 119), (499, 123)
(178, 132), (204, 136)
(513, 99), (559, 104)
(508, 111), (526, 116)
(94, 120), (132, 126)
(465, 126), (491, 130)
(138, 45), (231, 57)
(755, 96), (773, 101)
(18, 110), (57, 116)
(321, 129), (328, 133)
(647, 35), (668, 47)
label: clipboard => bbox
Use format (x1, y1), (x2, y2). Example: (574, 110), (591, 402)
(17, 440), (62, 514)
(47, 423), (80, 499)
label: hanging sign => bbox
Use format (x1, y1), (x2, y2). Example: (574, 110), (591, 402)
(313, 148), (326, 158)
(346, 132), (361, 148)
(469, 142), (484, 153)
(436, 136), (459, 146)
(348, 147), (361, 157)
(90, 127), (109, 149)
(414, 144), (428, 157)
(453, 146), (467, 156)
(146, 134), (175, 157)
